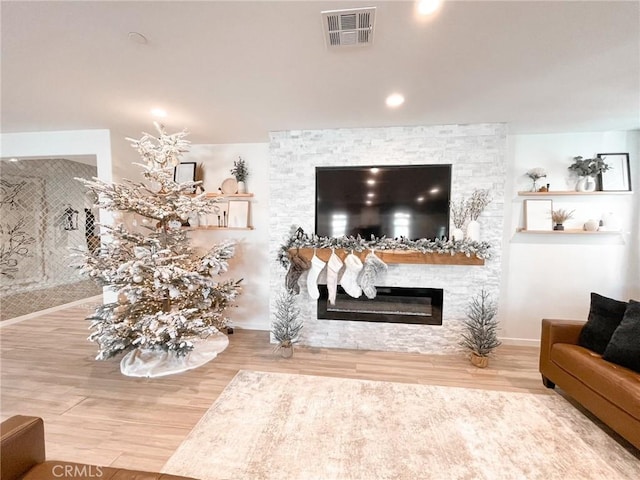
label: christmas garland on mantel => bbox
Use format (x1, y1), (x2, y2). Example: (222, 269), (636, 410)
(277, 226), (491, 269)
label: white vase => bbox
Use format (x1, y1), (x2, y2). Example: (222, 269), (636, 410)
(466, 220), (480, 241)
(601, 212), (620, 232)
(237, 181), (246, 194)
(576, 176), (597, 192)
(451, 227), (464, 241)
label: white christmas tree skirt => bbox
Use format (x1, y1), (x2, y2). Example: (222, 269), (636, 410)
(120, 332), (229, 378)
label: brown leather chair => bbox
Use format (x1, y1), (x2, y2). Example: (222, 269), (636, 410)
(0, 416), (196, 480)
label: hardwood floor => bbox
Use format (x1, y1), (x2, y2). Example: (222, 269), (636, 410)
(0, 302), (546, 472)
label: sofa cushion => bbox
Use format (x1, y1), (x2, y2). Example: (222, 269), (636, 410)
(603, 300), (640, 373)
(550, 343), (640, 421)
(578, 292), (627, 354)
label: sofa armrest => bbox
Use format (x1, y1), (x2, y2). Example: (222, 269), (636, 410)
(539, 319), (585, 375)
(1, 416), (46, 480)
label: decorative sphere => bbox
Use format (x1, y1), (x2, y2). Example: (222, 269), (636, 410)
(148, 181), (162, 193)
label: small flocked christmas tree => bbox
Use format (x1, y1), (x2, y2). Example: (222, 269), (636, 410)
(76, 124), (241, 360)
(460, 289), (501, 367)
(271, 288), (303, 355)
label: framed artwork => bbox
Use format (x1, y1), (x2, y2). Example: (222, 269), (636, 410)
(597, 153), (631, 192)
(227, 200), (250, 228)
(174, 162), (197, 192)
(524, 199), (553, 231)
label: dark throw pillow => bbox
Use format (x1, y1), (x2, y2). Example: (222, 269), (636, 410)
(603, 300), (640, 373)
(578, 292), (628, 354)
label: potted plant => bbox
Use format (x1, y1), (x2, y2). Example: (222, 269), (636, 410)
(460, 289), (501, 368)
(465, 189), (492, 241)
(230, 157), (249, 193)
(525, 168), (547, 192)
(449, 198), (468, 241)
(271, 288), (303, 358)
(568, 156), (609, 192)
(551, 208), (574, 231)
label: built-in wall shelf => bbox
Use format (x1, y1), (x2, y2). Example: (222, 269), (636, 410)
(516, 228), (621, 235)
(290, 248), (485, 266)
(518, 191), (632, 196)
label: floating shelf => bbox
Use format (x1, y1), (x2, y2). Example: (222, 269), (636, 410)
(516, 228), (621, 235)
(290, 248), (485, 266)
(184, 226), (254, 231)
(518, 191), (632, 196)
(204, 193), (254, 198)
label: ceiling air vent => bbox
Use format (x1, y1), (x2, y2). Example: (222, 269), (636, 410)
(321, 7), (376, 49)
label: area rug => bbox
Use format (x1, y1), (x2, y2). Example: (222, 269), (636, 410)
(163, 370), (639, 480)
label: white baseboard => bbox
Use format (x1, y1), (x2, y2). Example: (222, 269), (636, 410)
(499, 337), (540, 348)
(231, 321), (269, 332)
(0, 294), (103, 328)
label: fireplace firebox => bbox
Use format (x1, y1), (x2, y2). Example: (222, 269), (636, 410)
(317, 286), (443, 325)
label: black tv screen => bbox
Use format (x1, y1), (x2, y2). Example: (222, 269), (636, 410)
(315, 165), (452, 240)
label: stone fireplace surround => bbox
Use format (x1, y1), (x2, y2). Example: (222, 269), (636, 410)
(269, 124), (506, 354)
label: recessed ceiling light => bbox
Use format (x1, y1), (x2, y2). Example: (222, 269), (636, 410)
(367, 179), (376, 185)
(9, 157), (18, 162)
(128, 32), (148, 44)
(416, 196), (425, 203)
(366, 200), (373, 205)
(430, 187), (440, 194)
(370, 167), (379, 174)
(367, 192), (375, 197)
(385, 93), (405, 108)
(151, 108), (167, 118)
(417, 0), (443, 16)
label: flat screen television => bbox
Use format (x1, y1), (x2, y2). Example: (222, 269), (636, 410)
(315, 165), (452, 240)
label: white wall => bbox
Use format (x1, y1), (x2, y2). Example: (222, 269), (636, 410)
(182, 143), (270, 330)
(501, 130), (639, 344)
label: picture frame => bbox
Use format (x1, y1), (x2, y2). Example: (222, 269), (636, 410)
(174, 162), (197, 192)
(597, 153), (631, 192)
(524, 199), (553, 231)
(227, 200), (250, 228)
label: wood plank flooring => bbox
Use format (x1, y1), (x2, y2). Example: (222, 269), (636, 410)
(1, 302), (546, 472)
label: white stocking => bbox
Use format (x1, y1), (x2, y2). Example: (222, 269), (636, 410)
(306, 253), (326, 300)
(340, 253), (363, 298)
(326, 251), (344, 305)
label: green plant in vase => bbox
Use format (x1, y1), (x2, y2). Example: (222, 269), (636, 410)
(569, 156), (609, 192)
(231, 157), (249, 193)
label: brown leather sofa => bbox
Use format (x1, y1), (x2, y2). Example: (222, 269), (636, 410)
(540, 319), (640, 450)
(0, 416), (196, 480)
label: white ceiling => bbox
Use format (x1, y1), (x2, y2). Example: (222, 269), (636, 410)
(2, 1), (639, 146)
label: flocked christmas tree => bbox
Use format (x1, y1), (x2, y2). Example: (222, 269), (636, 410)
(76, 124), (241, 360)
